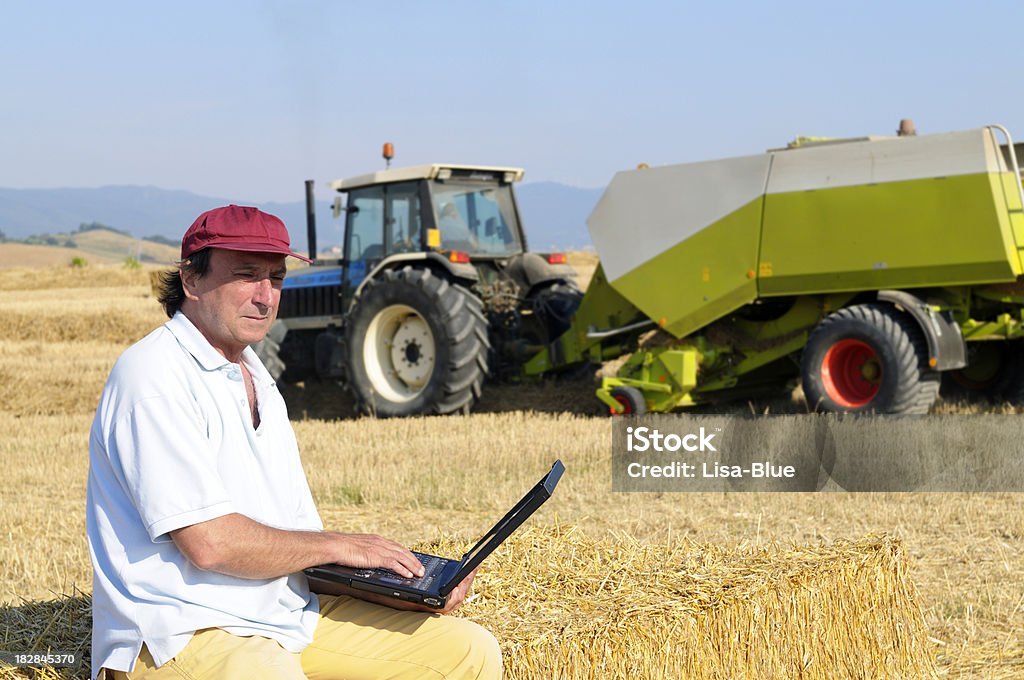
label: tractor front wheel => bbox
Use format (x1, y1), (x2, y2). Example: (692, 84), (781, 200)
(801, 304), (939, 415)
(344, 266), (489, 417)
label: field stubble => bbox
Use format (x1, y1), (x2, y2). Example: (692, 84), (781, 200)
(0, 264), (1021, 677)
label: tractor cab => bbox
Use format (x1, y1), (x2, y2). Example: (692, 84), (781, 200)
(328, 164), (528, 294)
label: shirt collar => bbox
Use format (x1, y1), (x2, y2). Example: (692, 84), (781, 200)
(166, 311), (233, 372)
(241, 346), (274, 390)
(166, 312), (276, 388)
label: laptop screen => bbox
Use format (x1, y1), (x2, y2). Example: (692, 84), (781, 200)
(441, 459), (564, 595)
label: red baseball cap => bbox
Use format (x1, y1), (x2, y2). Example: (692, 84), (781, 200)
(181, 205), (313, 263)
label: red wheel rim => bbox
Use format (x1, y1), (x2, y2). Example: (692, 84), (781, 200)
(821, 339), (881, 408)
(611, 394), (633, 416)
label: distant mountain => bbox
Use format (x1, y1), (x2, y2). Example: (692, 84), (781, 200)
(515, 182), (602, 251)
(0, 182), (601, 253)
(0, 186), (319, 248)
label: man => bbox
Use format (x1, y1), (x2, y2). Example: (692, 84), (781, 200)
(87, 205), (501, 679)
(437, 201), (478, 250)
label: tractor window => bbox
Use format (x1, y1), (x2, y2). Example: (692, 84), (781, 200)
(385, 182), (422, 254)
(346, 186), (385, 261)
(431, 183), (523, 257)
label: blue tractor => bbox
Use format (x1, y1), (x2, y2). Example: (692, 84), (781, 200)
(260, 158), (582, 417)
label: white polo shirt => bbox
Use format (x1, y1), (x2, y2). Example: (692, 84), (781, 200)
(86, 312), (323, 679)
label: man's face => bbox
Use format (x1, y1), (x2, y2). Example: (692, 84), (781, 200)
(181, 249), (287, 360)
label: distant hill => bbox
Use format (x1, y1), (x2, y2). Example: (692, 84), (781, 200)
(66, 228), (179, 265)
(0, 182), (600, 253)
(0, 242), (89, 268)
(0, 228), (180, 269)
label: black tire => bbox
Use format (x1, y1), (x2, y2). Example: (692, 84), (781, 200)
(253, 324), (317, 384)
(801, 303), (939, 415)
(610, 386), (647, 416)
(344, 266), (489, 417)
(999, 341), (1024, 405)
(942, 341), (1020, 402)
(253, 320), (289, 381)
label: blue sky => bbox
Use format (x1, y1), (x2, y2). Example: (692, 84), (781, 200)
(3, 1), (1023, 202)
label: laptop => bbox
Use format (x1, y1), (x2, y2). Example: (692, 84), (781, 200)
(304, 459), (564, 609)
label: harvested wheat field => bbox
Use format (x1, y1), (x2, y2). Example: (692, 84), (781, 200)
(1, 263), (1022, 678)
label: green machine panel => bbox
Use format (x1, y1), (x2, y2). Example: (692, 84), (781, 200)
(588, 153), (772, 340)
(613, 199), (763, 338)
(759, 173), (1019, 295)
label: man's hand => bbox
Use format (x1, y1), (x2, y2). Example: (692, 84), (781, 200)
(332, 533), (425, 579)
(437, 568), (478, 614)
(308, 568), (480, 615)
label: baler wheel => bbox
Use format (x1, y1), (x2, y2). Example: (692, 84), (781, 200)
(610, 386), (647, 416)
(1000, 341), (1024, 405)
(801, 303), (939, 415)
(943, 341), (1019, 402)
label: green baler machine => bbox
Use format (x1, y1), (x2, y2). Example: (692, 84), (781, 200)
(526, 125), (1024, 415)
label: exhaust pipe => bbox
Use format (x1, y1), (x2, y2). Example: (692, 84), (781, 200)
(304, 179), (317, 262)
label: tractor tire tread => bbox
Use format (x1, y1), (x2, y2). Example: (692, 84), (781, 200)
(344, 267), (489, 417)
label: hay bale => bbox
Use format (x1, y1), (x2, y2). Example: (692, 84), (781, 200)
(1, 529), (936, 679)
(449, 526), (937, 679)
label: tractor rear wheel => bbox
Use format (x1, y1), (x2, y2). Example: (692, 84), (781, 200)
(801, 303), (939, 414)
(344, 266), (489, 417)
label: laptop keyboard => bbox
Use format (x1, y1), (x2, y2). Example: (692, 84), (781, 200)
(367, 552), (447, 589)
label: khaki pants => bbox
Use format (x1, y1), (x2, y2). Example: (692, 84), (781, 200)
(103, 594), (502, 679)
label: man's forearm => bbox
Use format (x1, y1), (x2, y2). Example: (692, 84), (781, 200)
(170, 513), (423, 580)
